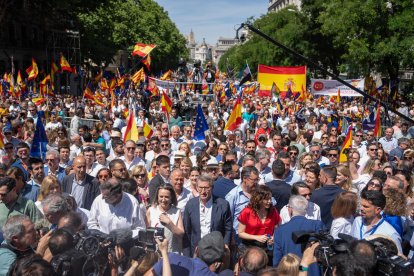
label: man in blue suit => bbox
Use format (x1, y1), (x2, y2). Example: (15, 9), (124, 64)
(273, 195), (325, 268)
(183, 174), (232, 257)
(44, 151), (66, 183)
(212, 161), (237, 199)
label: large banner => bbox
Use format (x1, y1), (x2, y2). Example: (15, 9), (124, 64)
(311, 79), (365, 97)
(257, 65), (306, 97)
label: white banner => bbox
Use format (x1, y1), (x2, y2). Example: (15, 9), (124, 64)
(311, 79), (365, 97)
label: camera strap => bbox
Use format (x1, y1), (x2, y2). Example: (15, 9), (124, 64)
(360, 218), (385, 239)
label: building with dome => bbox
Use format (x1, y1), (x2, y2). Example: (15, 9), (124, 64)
(186, 30), (213, 65)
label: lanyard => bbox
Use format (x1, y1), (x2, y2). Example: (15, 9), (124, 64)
(360, 218), (385, 239)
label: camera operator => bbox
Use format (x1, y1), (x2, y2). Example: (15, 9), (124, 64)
(204, 61), (216, 93)
(191, 60), (203, 94)
(176, 59), (188, 94)
(146, 231), (225, 276)
(350, 190), (402, 253)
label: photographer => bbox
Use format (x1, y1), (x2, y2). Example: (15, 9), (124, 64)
(191, 60), (203, 94)
(204, 61), (216, 93)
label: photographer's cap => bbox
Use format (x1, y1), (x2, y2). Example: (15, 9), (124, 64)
(197, 231), (224, 265)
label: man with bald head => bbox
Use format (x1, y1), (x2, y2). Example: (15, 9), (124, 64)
(61, 156), (100, 210)
(170, 168), (193, 212)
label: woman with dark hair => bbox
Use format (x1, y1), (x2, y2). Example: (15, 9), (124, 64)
(238, 185), (281, 259)
(146, 184), (184, 254)
(196, 151), (211, 169)
(305, 166), (321, 190)
(188, 167), (200, 197)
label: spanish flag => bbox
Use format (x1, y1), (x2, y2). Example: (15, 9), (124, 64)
(143, 121), (154, 139)
(124, 109), (139, 142)
(374, 103), (382, 138)
(271, 82), (280, 98)
(161, 91), (173, 119)
(60, 54), (72, 73)
(32, 97), (47, 106)
(160, 70), (172, 81)
(142, 54), (151, 71)
(224, 94), (242, 131)
(132, 43), (156, 57)
(258, 65), (306, 98)
(26, 58), (39, 81)
(339, 125), (353, 163)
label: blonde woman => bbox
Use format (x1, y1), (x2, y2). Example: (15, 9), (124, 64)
(276, 253), (301, 276)
(179, 157), (193, 189)
(35, 176), (61, 214)
(131, 165), (150, 207)
(335, 165), (354, 192)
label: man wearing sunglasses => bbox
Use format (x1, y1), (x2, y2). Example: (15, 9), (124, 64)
(2, 127), (20, 148)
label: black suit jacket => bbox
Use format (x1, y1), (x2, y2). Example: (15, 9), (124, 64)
(61, 174), (100, 210)
(183, 196), (232, 257)
(266, 179), (292, 212)
(148, 174), (170, 205)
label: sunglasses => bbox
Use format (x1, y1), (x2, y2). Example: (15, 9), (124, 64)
(327, 154), (338, 157)
(98, 174), (110, 179)
(134, 173), (146, 178)
(355, 134), (363, 137)
(289, 152), (298, 156)
(368, 182), (382, 188)
(258, 138), (267, 142)
(126, 147), (136, 151)
(160, 144), (169, 147)
(369, 148), (378, 151)
(5, 147), (13, 150)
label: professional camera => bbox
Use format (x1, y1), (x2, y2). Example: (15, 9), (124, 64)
(128, 227), (165, 262)
(293, 231), (414, 276)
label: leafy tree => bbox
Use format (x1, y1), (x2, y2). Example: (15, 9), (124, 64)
(77, 0), (188, 71)
(318, 0), (414, 81)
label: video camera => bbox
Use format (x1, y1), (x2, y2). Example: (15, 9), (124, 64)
(293, 231), (414, 276)
(131, 227), (165, 260)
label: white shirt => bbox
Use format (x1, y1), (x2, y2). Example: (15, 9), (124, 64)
(200, 198), (213, 239)
(87, 192), (146, 237)
(330, 216), (354, 239)
(279, 202), (321, 224)
(351, 216), (402, 253)
(120, 156), (145, 171)
(170, 137), (184, 152)
(176, 188), (194, 212)
(45, 121), (63, 131)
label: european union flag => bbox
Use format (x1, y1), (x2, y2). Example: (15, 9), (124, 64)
(30, 112), (48, 160)
(194, 104), (209, 141)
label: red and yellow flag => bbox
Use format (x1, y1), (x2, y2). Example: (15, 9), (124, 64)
(132, 43), (156, 57)
(339, 126), (353, 163)
(161, 91), (173, 119)
(124, 110), (139, 142)
(142, 54), (151, 71)
(60, 54), (72, 73)
(131, 68), (145, 84)
(224, 95), (242, 131)
(257, 65), (306, 98)
(374, 103), (382, 138)
(26, 58), (39, 81)
(160, 70), (172, 81)
(0, 132), (4, 149)
(143, 121), (154, 139)
(32, 97), (47, 106)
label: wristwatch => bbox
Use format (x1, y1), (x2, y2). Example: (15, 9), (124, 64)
(299, 265), (309, 272)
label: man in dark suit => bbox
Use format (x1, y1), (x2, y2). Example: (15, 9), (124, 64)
(273, 195), (325, 267)
(148, 155), (171, 204)
(310, 166), (344, 229)
(183, 174), (232, 257)
(61, 156), (100, 210)
(266, 159), (291, 212)
(212, 161), (237, 199)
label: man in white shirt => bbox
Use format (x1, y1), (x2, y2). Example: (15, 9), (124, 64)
(45, 113), (63, 131)
(170, 169), (193, 212)
(351, 190), (402, 253)
(379, 128), (398, 154)
(169, 125), (184, 152)
(88, 178), (146, 237)
(120, 140), (145, 171)
(313, 123), (328, 140)
(309, 143), (330, 167)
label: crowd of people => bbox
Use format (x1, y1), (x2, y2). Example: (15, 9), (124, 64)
(0, 74), (413, 276)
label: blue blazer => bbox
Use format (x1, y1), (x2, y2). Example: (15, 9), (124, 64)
(44, 166), (66, 183)
(273, 216), (325, 266)
(213, 176), (236, 199)
(183, 196), (232, 257)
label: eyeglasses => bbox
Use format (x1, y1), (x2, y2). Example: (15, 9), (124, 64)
(160, 144), (170, 148)
(369, 148), (378, 151)
(98, 174), (110, 179)
(355, 134), (363, 137)
(322, 136), (328, 139)
(289, 151), (298, 156)
(368, 182), (382, 188)
(5, 147), (13, 150)
(327, 154), (338, 157)
(151, 142), (159, 146)
(134, 173), (146, 178)
(126, 147), (136, 151)
(201, 159), (209, 163)
(366, 134), (373, 136)
(258, 138), (267, 142)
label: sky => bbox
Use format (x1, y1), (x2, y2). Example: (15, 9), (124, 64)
(154, 0), (268, 45)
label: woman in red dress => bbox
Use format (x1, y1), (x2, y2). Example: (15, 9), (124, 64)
(238, 185), (281, 263)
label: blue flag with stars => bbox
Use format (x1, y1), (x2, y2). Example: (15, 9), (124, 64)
(194, 104), (209, 141)
(30, 112), (48, 160)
